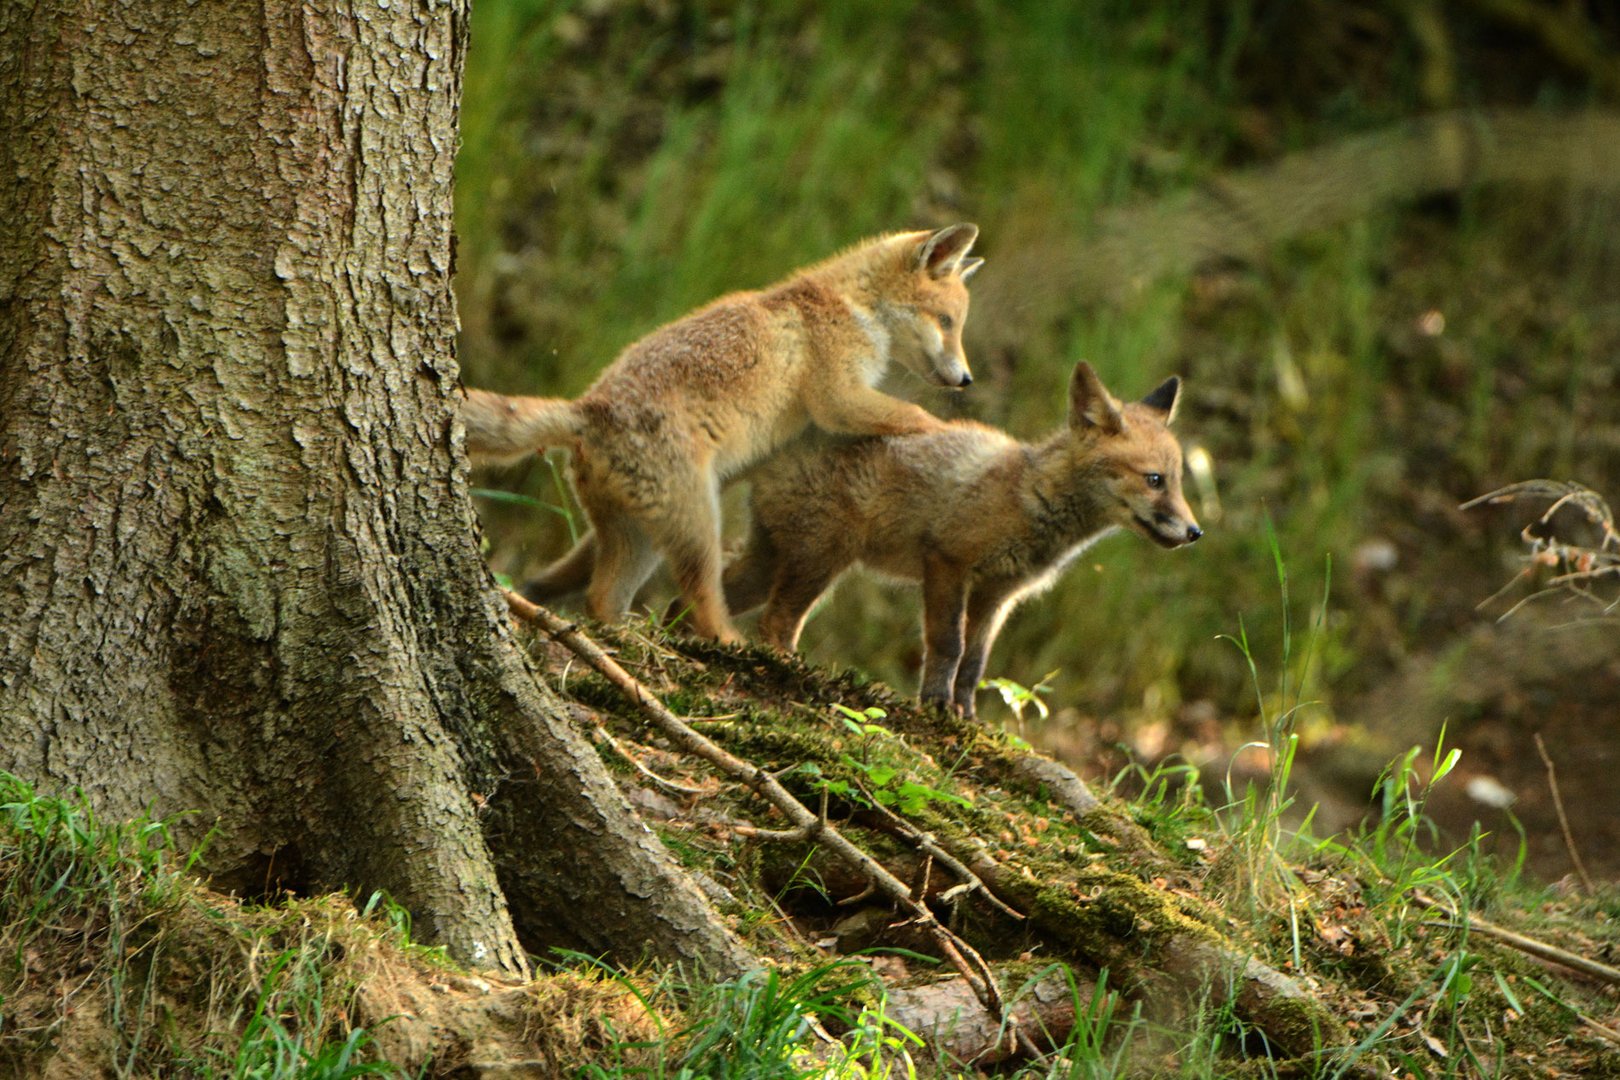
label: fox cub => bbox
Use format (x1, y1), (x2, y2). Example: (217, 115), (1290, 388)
(724, 361), (1202, 717)
(462, 225), (984, 643)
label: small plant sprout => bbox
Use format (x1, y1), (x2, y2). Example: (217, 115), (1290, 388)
(831, 702), (891, 737)
(816, 704), (971, 817)
(982, 670), (1058, 734)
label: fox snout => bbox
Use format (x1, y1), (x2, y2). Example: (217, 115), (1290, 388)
(1134, 507), (1202, 549)
(928, 353), (974, 389)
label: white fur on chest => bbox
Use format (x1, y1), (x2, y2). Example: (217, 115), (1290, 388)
(847, 300), (892, 386)
(992, 524), (1121, 592)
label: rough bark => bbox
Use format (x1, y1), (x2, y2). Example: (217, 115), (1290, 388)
(0, 0), (745, 977)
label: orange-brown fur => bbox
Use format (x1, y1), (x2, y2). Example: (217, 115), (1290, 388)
(725, 362), (1202, 716)
(461, 225), (984, 642)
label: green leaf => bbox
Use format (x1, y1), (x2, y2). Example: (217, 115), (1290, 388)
(1493, 971), (1524, 1015)
(469, 488), (576, 524)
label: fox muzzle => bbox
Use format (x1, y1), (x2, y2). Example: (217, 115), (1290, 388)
(928, 355), (973, 389)
(1136, 513), (1203, 549)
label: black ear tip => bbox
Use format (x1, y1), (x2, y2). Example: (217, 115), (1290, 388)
(1140, 374), (1182, 414)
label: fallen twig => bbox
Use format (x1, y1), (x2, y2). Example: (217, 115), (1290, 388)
(504, 590), (1012, 1019)
(1413, 892), (1620, 986)
(592, 724), (711, 796)
(1578, 1013), (1620, 1046)
(854, 787), (1027, 924)
(1534, 733), (1595, 896)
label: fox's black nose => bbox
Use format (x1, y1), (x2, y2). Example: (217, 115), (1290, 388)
(958, 372), (973, 388)
(1186, 524), (1203, 543)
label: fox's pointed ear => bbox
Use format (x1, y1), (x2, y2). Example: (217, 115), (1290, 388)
(1069, 361), (1124, 434)
(917, 223), (979, 279)
(1139, 376), (1182, 423)
(958, 256), (985, 282)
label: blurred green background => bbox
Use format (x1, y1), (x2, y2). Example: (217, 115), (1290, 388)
(455, 1), (1620, 771)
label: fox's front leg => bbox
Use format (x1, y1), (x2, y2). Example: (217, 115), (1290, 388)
(806, 383), (944, 438)
(919, 556), (970, 710)
(952, 584), (1019, 720)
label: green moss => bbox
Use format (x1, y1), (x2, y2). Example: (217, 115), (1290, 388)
(514, 619), (1620, 1072)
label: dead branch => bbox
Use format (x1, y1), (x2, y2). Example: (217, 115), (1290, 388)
(1534, 733), (1595, 895)
(1462, 479), (1620, 619)
(591, 723), (711, 796)
(853, 790), (1027, 923)
(1413, 893), (1620, 986)
(734, 788), (832, 842)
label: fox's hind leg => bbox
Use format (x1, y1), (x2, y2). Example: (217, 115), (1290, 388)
(722, 521), (779, 617)
(645, 465), (740, 643)
(520, 532), (596, 604)
(568, 441), (664, 624)
(757, 564), (838, 652)
(585, 517), (660, 622)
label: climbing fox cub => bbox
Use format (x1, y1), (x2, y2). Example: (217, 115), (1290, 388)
(462, 225), (984, 643)
(724, 362), (1202, 717)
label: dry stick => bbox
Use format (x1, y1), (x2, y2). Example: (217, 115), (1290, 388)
(1576, 1014), (1620, 1047)
(592, 723), (711, 796)
(1412, 893), (1620, 986)
(735, 788), (832, 842)
(503, 590), (1010, 1018)
(854, 785), (1027, 923)
(1533, 732), (1595, 896)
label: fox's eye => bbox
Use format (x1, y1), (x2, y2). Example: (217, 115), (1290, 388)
(938, 313), (954, 331)
(1145, 472), (1164, 490)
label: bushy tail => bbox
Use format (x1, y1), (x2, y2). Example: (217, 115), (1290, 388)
(460, 388), (584, 464)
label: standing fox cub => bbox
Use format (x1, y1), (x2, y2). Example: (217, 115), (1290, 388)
(724, 362), (1202, 717)
(462, 225), (983, 643)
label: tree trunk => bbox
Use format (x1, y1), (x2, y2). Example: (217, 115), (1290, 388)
(0, 0), (746, 978)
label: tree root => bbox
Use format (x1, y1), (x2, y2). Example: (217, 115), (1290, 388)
(955, 846), (1351, 1060)
(511, 599), (1379, 1062)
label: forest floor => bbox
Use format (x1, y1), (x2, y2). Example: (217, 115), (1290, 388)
(13, 610), (1620, 1076)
